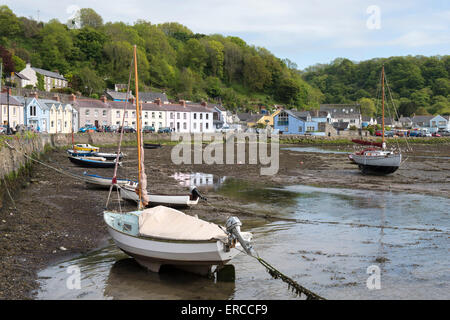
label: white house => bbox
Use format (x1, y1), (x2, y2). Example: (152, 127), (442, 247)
(1, 90), (24, 128)
(320, 104), (362, 128)
(19, 63), (68, 92)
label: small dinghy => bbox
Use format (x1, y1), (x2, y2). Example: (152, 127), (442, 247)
(73, 144), (100, 152)
(144, 143), (162, 149)
(67, 149), (94, 157)
(119, 183), (204, 208)
(104, 206), (253, 276)
(68, 156), (121, 168)
(82, 172), (136, 188)
(92, 152), (124, 160)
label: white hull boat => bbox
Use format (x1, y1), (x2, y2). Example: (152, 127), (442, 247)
(82, 172), (137, 188)
(351, 150), (401, 174)
(104, 206), (252, 275)
(119, 183), (202, 208)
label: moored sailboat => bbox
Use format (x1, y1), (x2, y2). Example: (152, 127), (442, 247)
(350, 65), (402, 174)
(103, 45), (253, 276)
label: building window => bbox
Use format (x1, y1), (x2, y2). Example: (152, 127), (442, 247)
(183, 123), (187, 129)
(124, 121), (128, 126)
(151, 112), (154, 118)
(94, 110), (98, 117)
(277, 112), (289, 126)
(194, 113), (197, 120)
(65, 121), (67, 128)
(193, 123), (197, 130)
(13, 107), (16, 115)
(170, 112), (174, 119)
(132, 111), (136, 118)
(298, 126), (303, 132)
(124, 111), (128, 117)
(103, 110), (107, 117)
(51, 121), (54, 127)
(200, 113), (203, 120)
(116, 111), (120, 117)
(159, 122), (162, 127)
(177, 113), (180, 119)
(307, 126), (315, 132)
(183, 113), (187, 120)
(85, 109), (90, 116)
(206, 123), (209, 129)
(206, 114), (209, 120)
(159, 112), (162, 119)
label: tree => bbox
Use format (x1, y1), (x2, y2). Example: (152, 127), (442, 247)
(0, 5), (21, 43)
(79, 8), (103, 28)
(276, 78), (300, 105)
(203, 40), (224, 78)
(73, 66), (105, 96)
(243, 54), (271, 91)
(358, 97), (376, 116)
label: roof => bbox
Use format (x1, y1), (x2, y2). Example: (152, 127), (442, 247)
(0, 93), (22, 106)
(237, 113), (261, 122)
(411, 115), (433, 123)
(332, 122), (349, 130)
(32, 67), (66, 80)
(139, 92), (169, 103)
(105, 90), (134, 101)
(320, 104), (361, 116)
(398, 116), (412, 122)
(14, 72), (30, 80)
(309, 110), (329, 118)
(362, 116), (374, 121)
(376, 117), (396, 125)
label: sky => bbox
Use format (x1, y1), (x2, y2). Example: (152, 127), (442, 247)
(3, 0), (450, 69)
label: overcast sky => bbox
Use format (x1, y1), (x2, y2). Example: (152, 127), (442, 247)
(4, 0), (449, 69)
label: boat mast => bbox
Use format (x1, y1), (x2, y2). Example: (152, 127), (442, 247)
(133, 45), (144, 210)
(381, 65), (385, 149)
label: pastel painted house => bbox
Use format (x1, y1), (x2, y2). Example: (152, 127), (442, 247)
(274, 110), (320, 135)
(1, 91), (24, 128)
(430, 115), (450, 132)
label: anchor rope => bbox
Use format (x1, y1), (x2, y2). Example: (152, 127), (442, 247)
(204, 200), (326, 300)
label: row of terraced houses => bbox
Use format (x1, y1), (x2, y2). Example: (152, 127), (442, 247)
(0, 89), (224, 134)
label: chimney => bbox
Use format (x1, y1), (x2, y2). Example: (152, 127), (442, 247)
(100, 95), (107, 103)
(155, 98), (161, 106)
(2, 87), (12, 95)
(29, 92), (38, 99)
(53, 94), (60, 102)
(201, 101), (207, 107)
(69, 93), (76, 102)
(179, 100), (186, 107)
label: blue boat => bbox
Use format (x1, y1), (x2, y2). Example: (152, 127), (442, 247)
(68, 156), (120, 168)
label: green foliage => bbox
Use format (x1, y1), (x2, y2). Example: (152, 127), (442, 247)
(36, 73), (44, 91)
(303, 55), (450, 116)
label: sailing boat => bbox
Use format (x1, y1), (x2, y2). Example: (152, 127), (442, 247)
(103, 45), (253, 276)
(350, 65), (402, 174)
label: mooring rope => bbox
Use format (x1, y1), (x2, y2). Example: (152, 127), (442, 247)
(204, 200), (326, 300)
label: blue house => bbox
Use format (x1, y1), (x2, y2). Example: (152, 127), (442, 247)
(274, 110), (319, 134)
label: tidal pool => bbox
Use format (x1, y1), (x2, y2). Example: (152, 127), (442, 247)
(35, 183), (449, 300)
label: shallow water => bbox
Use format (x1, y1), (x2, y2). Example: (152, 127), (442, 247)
(282, 147), (349, 154)
(36, 183), (449, 300)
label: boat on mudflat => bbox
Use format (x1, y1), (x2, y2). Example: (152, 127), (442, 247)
(73, 144), (100, 152)
(82, 172), (136, 188)
(68, 156), (120, 168)
(119, 183), (204, 208)
(104, 206), (252, 276)
(143, 143), (162, 149)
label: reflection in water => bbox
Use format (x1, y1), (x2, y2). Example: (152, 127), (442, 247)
(171, 172), (227, 190)
(282, 147), (349, 154)
(105, 259), (235, 300)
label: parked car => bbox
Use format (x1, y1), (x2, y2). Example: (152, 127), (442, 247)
(143, 126), (155, 133)
(409, 131), (420, 137)
(384, 131), (394, 137)
(432, 132), (441, 137)
(79, 125), (98, 133)
(118, 126), (136, 133)
(0, 125), (7, 134)
(375, 130), (382, 136)
(158, 127), (171, 133)
(423, 132), (432, 137)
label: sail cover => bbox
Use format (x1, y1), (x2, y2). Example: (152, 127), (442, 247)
(352, 139), (383, 148)
(138, 206), (228, 241)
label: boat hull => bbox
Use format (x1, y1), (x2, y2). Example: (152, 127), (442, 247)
(93, 152), (124, 160)
(68, 156), (119, 168)
(83, 173), (136, 188)
(144, 143), (162, 149)
(119, 185), (199, 208)
(352, 152), (401, 175)
(106, 224), (241, 276)
(74, 144), (99, 152)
